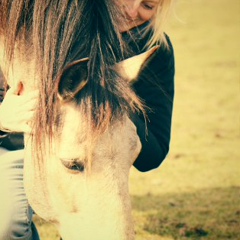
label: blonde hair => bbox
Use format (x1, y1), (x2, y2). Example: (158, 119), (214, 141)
(146, 0), (174, 48)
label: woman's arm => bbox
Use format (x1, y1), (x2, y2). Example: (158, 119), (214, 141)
(132, 36), (175, 172)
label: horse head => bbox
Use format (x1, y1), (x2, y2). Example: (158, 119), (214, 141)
(21, 48), (156, 240)
(0, 0), (158, 239)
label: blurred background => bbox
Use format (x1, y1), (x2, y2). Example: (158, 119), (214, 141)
(129, 0), (240, 239)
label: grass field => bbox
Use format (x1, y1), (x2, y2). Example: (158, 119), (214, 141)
(34, 0), (240, 239)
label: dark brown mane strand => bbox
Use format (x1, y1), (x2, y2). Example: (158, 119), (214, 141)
(0, 0), (144, 163)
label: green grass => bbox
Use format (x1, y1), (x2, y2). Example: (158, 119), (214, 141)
(132, 187), (240, 240)
(34, 0), (240, 239)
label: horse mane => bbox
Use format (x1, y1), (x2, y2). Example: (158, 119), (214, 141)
(0, 0), (144, 161)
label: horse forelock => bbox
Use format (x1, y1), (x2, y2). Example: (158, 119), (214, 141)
(0, 0), (144, 165)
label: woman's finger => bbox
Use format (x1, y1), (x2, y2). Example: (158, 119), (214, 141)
(21, 124), (32, 134)
(19, 98), (38, 112)
(5, 88), (38, 100)
(18, 111), (35, 124)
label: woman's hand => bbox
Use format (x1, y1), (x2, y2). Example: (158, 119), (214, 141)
(0, 87), (38, 133)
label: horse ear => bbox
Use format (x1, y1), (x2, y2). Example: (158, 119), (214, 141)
(115, 46), (159, 84)
(57, 58), (89, 101)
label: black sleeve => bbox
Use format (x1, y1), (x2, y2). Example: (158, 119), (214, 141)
(0, 72), (24, 149)
(132, 36), (175, 172)
(0, 72), (7, 138)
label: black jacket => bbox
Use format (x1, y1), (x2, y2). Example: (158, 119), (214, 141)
(122, 23), (175, 172)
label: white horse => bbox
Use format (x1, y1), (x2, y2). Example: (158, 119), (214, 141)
(0, 0), (157, 239)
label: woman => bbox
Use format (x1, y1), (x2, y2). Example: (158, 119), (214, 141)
(118, 0), (175, 172)
(0, 0), (174, 239)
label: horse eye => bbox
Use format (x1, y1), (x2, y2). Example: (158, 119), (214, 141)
(60, 159), (85, 173)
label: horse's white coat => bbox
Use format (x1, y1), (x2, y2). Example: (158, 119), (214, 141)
(24, 106), (141, 240)
(0, 40), (158, 239)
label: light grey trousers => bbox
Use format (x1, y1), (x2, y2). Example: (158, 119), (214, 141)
(0, 148), (40, 240)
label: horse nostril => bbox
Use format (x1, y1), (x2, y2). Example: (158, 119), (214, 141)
(60, 159), (85, 173)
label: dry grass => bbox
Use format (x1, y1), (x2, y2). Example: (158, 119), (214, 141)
(34, 0), (240, 239)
